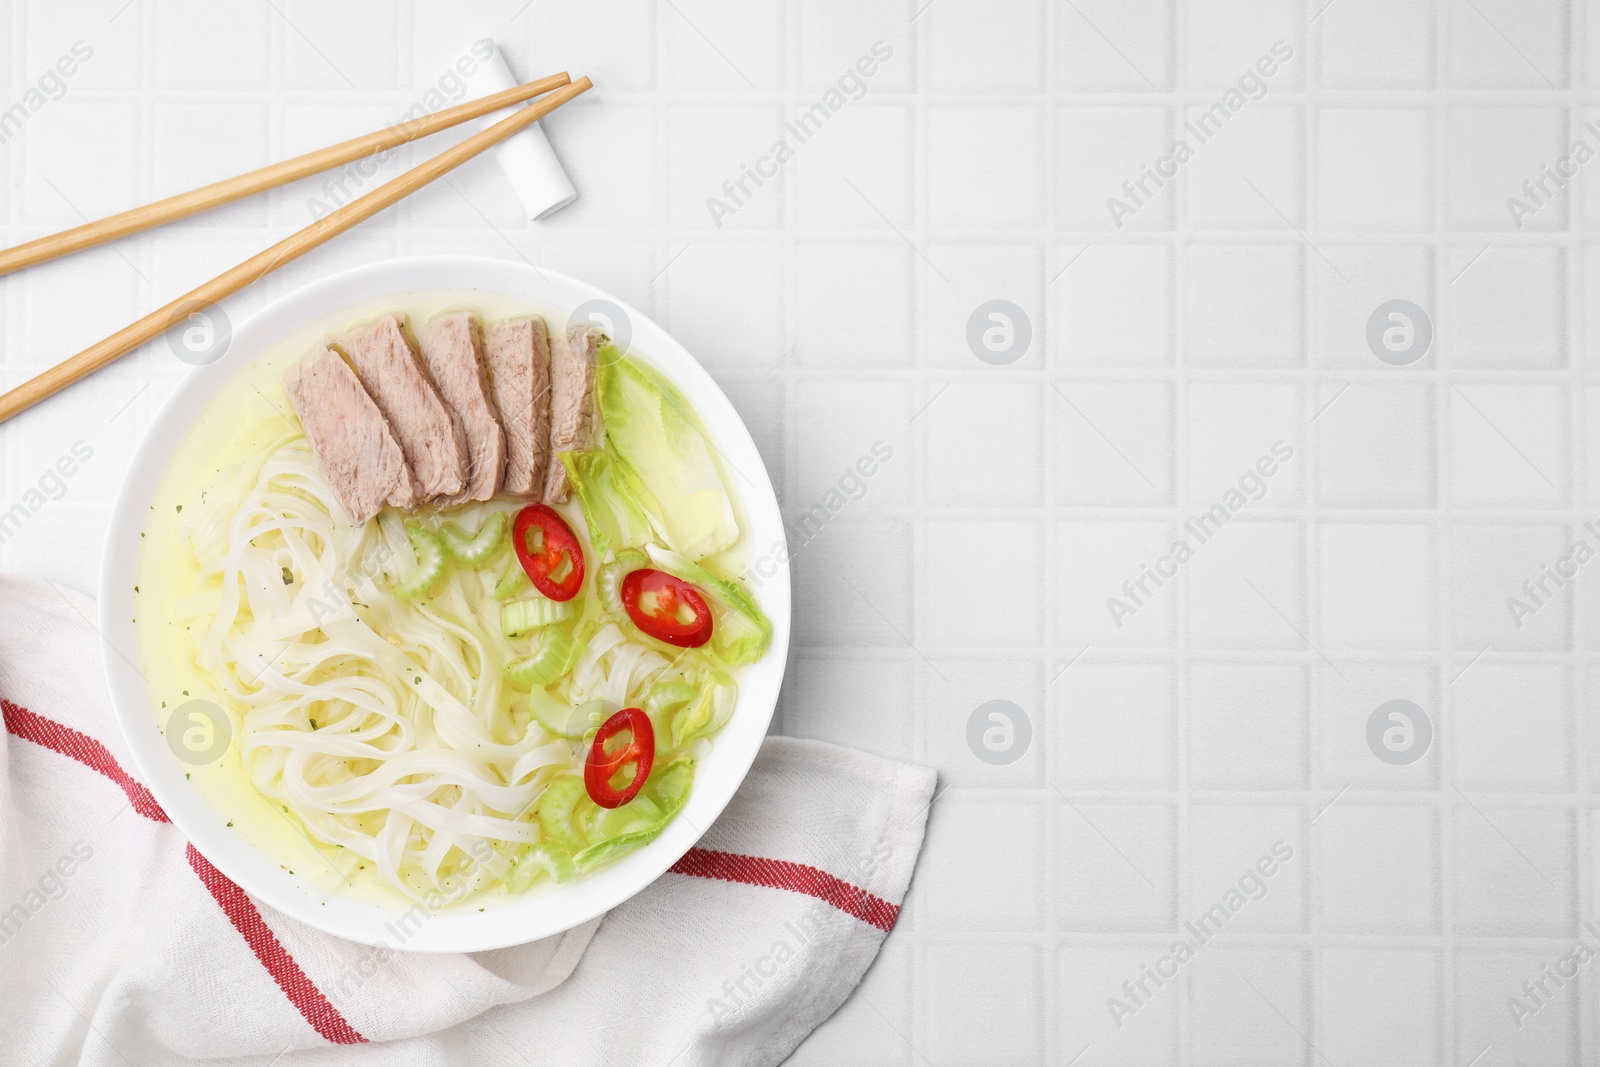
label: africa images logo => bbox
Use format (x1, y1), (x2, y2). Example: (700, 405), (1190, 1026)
(1106, 840), (1295, 1028)
(705, 41), (895, 228)
(1105, 442), (1295, 628)
(1104, 40), (1294, 229)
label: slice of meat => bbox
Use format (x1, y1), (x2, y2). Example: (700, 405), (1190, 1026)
(483, 317), (551, 498)
(417, 312), (506, 505)
(342, 315), (467, 500)
(284, 346), (420, 524)
(542, 324), (604, 503)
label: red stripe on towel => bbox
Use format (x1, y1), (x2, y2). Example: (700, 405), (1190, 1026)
(2, 698), (168, 822)
(3, 697), (365, 1046)
(670, 847), (900, 932)
(3, 699), (893, 1034)
(186, 843), (367, 1045)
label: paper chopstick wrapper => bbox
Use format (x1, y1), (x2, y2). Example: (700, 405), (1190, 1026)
(446, 39), (578, 220)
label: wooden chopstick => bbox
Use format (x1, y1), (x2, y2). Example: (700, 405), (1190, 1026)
(0, 76), (593, 426)
(0, 72), (573, 277)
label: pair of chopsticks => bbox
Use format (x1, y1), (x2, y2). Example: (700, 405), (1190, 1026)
(0, 72), (592, 424)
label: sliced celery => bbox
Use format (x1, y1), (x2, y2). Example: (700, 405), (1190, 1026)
(500, 596), (574, 636)
(506, 841), (576, 892)
(392, 527), (447, 599)
(437, 510), (508, 567)
(671, 672), (736, 749)
(493, 564), (532, 600)
(644, 680), (696, 719)
(573, 759), (694, 873)
(503, 628), (575, 691)
(536, 776), (589, 854)
(530, 697), (603, 742)
(643, 680), (697, 742)
(588, 793), (665, 841)
(596, 548), (650, 619)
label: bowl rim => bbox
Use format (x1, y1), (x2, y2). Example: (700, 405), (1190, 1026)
(97, 255), (791, 952)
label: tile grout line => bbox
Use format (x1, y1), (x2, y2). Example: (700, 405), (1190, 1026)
(1170, 0), (1191, 1060)
(1565, 4), (1591, 1065)
(1040, 7), (1059, 1062)
(1301, 7), (1322, 1049)
(1432, 0), (1458, 1058)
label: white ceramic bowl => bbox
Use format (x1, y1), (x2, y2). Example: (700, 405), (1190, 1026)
(98, 256), (790, 951)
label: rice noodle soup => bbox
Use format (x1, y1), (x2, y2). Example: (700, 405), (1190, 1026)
(133, 291), (769, 908)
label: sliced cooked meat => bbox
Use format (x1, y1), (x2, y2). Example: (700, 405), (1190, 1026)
(283, 346), (419, 524)
(542, 324), (604, 503)
(418, 312), (505, 505)
(483, 317), (551, 498)
(342, 315), (467, 500)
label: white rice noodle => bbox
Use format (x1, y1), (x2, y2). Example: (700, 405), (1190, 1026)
(567, 622), (673, 713)
(188, 440), (582, 900)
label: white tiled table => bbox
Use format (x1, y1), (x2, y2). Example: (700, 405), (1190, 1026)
(2, 1), (1594, 1064)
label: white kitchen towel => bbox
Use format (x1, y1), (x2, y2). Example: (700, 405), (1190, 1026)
(0, 576), (935, 1066)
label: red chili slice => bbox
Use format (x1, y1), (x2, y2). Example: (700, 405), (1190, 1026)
(584, 707), (655, 808)
(513, 504), (585, 602)
(621, 568), (713, 649)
